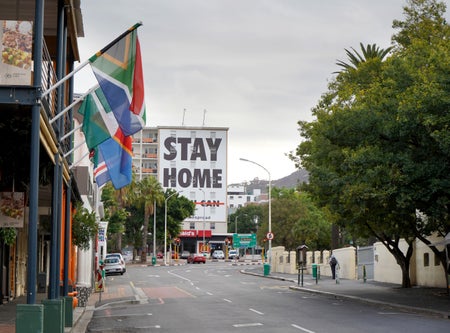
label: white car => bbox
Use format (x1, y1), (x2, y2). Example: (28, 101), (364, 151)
(228, 249), (239, 260)
(106, 253), (126, 272)
(104, 257), (125, 275)
(212, 250), (225, 259)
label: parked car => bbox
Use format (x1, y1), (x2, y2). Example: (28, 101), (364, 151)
(187, 253), (206, 264)
(201, 251), (210, 259)
(228, 249), (239, 260)
(212, 250), (225, 259)
(104, 257), (126, 275)
(106, 253), (126, 272)
(181, 251), (190, 259)
(156, 252), (163, 259)
(106, 253), (125, 264)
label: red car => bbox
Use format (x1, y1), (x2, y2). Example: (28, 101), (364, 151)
(187, 253), (206, 264)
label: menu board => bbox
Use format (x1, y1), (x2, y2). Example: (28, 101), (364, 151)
(0, 192), (25, 228)
(0, 20), (33, 85)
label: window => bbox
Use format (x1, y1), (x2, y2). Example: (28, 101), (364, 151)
(210, 222), (215, 230)
(423, 253), (430, 267)
(434, 253), (440, 266)
(189, 222), (195, 230)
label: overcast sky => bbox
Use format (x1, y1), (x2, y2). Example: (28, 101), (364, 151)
(74, 0), (444, 184)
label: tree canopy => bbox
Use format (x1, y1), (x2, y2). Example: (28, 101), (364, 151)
(292, 0), (450, 287)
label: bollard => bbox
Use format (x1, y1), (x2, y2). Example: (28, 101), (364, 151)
(42, 298), (64, 333)
(16, 304), (44, 333)
(363, 265), (367, 283)
(64, 296), (73, 327)
(336, 264), (340, 284)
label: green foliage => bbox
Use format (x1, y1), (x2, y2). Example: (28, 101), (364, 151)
(0, 228), (16, 245)
(258, 188), (330, 251)
(292, 0), (450, 287)
(228, 205), (263, 234)
(72, 202), (98, 250)
(230, 188), (330, 251)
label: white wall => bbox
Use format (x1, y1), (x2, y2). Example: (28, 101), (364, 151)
(270, 235), (448, 288)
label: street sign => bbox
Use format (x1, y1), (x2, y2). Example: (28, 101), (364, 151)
(266, 232), (274, 240)
(233, 233), (257, 248)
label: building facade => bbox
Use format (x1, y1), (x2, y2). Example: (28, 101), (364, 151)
(0, 0), (92, 308)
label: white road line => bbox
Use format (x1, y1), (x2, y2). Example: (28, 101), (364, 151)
(223, 298), (232, 303)
(233, 323), (263, 328)
(292, 324), (316, 332)
(206, 292), (213, 295)
(249, 308), (264, 315)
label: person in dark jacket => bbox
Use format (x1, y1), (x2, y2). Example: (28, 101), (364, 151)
(329, 254), (338, 279)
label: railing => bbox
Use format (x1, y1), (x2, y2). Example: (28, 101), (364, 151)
(39, 39), (74, 157)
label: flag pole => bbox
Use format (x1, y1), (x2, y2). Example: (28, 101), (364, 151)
(90, 22), (142, 61)
(69, 151), (91, 170)
(49, 84), (99, 125)
(64, 140), (86, 158)
(60, 123), (83, 142)
(42, 22), (143, 99)
(41, 58), (90, 99)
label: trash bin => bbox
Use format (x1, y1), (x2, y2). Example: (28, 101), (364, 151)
(263, 263), (270, 276)
(152, 257), (156, 266)
(312, 264), (317, 278)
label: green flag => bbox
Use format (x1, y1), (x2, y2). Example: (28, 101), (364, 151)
(78, 87), (119, 149)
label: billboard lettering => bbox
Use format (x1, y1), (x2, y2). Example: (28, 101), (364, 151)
(158, 128), (228, 223)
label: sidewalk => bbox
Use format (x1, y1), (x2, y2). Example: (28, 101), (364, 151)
(1, 264), (449, 333)
(0, 280), (140, 333)
(242, 266), (450, 319)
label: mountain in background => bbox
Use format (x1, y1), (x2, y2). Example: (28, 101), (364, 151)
(233, 169), (309, 194)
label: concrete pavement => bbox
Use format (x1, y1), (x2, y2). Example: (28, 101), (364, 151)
(242, 266), (450, 320)
(1, 262), (449, 333)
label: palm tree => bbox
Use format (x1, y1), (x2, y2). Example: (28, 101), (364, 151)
(335, 43), (393, 72)
(132, 176), (164, 263)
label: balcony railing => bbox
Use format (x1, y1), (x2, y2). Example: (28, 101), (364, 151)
(39, 39), (74, 158)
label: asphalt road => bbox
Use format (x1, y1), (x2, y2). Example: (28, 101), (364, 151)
(86, 262), (450, 332)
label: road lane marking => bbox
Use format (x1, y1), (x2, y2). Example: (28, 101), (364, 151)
(206, 292), (213, 296)
(292, 324), (315, 332)
(233, 323), (263, 327)
(223, 298), (232, 303)
(249, 308), (264, 315)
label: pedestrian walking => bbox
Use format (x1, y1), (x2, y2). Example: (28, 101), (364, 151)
(329, 253), (338, 279)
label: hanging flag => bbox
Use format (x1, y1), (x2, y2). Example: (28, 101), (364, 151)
(78, 87), (119, 149)
(89, 24), (146, 136)
(93, 128), (133, 190)
(92, 147), (111, 188)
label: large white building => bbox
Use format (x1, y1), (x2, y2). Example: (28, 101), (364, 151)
(132, 126), (231, 254)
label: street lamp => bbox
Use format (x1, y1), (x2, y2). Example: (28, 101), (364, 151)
(199, 188), (206, 252)
(240, 158), (272, 266)
(234, 213), (247, 234)
(164, 191), (182, 266)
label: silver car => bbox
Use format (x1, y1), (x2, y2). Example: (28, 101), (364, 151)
(104, 257), (125, 275)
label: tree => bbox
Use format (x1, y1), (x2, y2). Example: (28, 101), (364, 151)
(72, 202), (98, 250)
(335, 43), (393, 73)
(389, 0), (450, 275)
(131, 176), (164, 263)
(101, 182), (132, 252)
(256, 188), (330, 251)
(154, 190), (196, 249)
(292, 0), (450, 287)
(228, 205), (263, 234)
